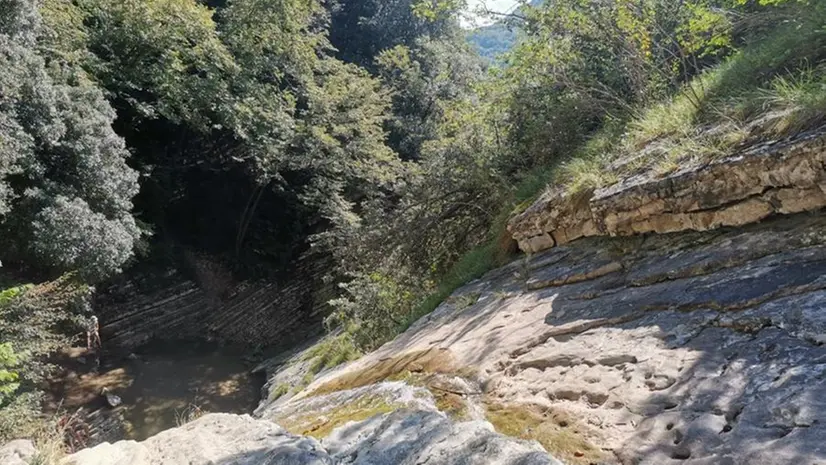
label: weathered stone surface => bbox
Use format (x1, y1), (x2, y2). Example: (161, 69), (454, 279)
(63, 411), (560, 465)
(510, 130), (826, 253)
(324, 409), (560, 465)
(64, 413), (332, 465)
(258, 381), (439, 434)
(0, 439), (36, 465)
(296, 212), (826, 465)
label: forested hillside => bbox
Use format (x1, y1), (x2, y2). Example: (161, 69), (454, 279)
(2, 0), (826, 456)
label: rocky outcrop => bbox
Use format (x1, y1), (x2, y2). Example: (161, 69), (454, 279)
(63, 412), (561, 465)
(296, 212), (826, 465)
(68, 130), (826, 464)
(509, 129), (826, 253)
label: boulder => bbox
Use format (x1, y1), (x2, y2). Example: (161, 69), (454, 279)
(63, 414), (330, 465)
(0, 439), (36, 465)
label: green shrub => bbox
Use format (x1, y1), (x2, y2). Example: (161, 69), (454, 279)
(0, 343), (21, 406)
(269, 383), (290, 401)
(305, 333), (363, 373)
(0, 391), (43, 442)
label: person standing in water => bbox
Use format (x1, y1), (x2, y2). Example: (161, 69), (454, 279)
(86, 315), (101, 350)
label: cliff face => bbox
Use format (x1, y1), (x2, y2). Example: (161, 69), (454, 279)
(94, 254), (333, 351)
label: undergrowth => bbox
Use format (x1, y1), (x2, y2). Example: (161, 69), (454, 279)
(0, 275), (91, 446)
(398, 163), (556, 334)
(296, 332), (363, 388)
(557, 12), (826, 195)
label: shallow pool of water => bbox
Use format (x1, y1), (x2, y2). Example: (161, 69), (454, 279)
(46, 341), (264, 441)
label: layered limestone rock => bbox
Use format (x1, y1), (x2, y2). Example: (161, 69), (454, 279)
(292, 212), (826, 465)
(509, 129), (826, 253)
(95, 254), (333, 350)
(63, 412), (560, 465)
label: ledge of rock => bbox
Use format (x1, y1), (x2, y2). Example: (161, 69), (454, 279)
(509, 129), (826, 253)
(62, 412), (560, 465)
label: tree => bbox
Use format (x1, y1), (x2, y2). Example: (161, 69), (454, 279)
(376, 37), (484, 160)
(0, 0), (140, 281)
(71, 0), (406, 270)
(327, 0), (460, 70)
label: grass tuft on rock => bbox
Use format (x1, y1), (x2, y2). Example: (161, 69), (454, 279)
(551, 10), (826, 198)
(309, 348), (456, 397)
(485, 403), (606, 465)
(278, 396), (396, 439)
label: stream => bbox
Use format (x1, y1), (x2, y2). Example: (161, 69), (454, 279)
(45, 341), (265, 443)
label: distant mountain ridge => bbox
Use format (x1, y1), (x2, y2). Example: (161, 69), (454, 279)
(466, 0), (541, 62)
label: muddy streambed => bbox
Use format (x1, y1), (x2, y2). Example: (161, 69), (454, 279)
(45, 341), (265, 443)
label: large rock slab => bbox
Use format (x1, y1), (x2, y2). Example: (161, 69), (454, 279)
(325, 409), (560, 465)
(63, 413), (331, 465)
(292, 212), (826, 465)
(509, 129), (826, 253)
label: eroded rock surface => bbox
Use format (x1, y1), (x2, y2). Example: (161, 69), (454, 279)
(509, 129), (826, 253)
(63, 413), (330, 465)
(324, 409), (559, 465)
(63, 411), (559, 465)
(298, 212), (826, 465)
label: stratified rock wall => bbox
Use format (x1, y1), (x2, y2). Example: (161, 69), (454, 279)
(510, 129), (826, 253)
(95, 254), (333, 350)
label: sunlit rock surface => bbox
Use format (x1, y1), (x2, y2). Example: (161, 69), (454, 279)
(63, 412), (560, 465)
(289, 212), (826, 465)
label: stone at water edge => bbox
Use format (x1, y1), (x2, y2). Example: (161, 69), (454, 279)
(101, 387), (122, 408)
(0, 439), (36, 465)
